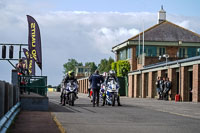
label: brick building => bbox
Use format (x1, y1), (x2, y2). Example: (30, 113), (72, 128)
(128, 56), (200, 102)
(112, 7), (200, 102)
(112, 7), (200, 71)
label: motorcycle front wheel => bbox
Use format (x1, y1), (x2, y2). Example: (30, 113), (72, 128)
(112, 94), (115, 106)
(69, 93), (75, 106)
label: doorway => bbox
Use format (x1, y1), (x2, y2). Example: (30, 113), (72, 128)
(188, 71), (193, 102)
(176, 72), (179, 95)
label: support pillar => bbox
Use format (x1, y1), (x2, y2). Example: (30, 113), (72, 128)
(193, 64), (200, 102)
(168, 68), (176, 100)
(134, 74), (139, 98)
(128, 75), (134, 98)
(180, 67), (189, 101)
(141, 73), (146, 98)
(148, 72), (153, 98)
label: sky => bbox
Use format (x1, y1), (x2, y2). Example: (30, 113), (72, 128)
(0, 0), (200, 86)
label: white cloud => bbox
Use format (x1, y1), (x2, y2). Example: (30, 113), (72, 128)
(0, 1), (200, 85)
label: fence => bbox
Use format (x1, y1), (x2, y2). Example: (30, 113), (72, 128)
(77, 77), (89, 94)
(77, 77), (127, 96)
(18, 76), (47, 96)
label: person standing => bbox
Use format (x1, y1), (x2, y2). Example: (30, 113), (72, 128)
(88, 74), (92, 98)
(16, 59), (26, 94)
(159, 77), (164, 100)
(89, 70), (104, 107)
(163, 77), (172, 100)
(156, 76), (160, 99)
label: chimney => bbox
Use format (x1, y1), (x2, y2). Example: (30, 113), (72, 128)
(158, 5), (166, 24)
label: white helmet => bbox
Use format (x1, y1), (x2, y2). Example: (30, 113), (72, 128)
(109, 70), (115, 77)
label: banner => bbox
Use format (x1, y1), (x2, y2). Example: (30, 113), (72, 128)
(23, 48), (35, 75)
(27, 15), (42, 70)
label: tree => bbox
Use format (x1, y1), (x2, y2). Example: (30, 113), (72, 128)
(63, 59), (83, 74)
(85, 62), (97, 74)
(98, 57), (114, 73)
(47, 85), (53, 88)
(111, 60), (130, 77)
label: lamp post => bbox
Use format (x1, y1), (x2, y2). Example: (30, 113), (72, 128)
(159, 54), (169, 66)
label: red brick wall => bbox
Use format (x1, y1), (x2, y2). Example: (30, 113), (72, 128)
(142, 73), (145, 98)
(166, 46), (178, 57)
(132, 46), (137, 71)
(180, 67), (189, 101)
(148, 72), (153, 98)
(128, 75), (134, 98)
(168, 68), (177, 100)
(134, 75), (139, 98)
(152, 72), (158, 98)
(193, 64), (200, 102)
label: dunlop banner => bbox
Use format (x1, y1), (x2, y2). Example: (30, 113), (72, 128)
(27, 15), (42, 70)
(23, 48), (35, 75)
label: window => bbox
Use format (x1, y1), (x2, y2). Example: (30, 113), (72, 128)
(119, 49), (127, 60)
(127, 48), (132, 59)
(179, 48), (187, 58)
(118, 48), (131, 60)
(136, 46), (157, 57)
(158, 47), (165, 56)
(78, 68), (83, 73)
(197, 48), (200, 56)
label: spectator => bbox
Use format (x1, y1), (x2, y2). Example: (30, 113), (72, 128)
(156, 76), (160, 99)
(159, 77), (164, 100)
(16, 59), (26, 94)
(88, 74), (92, 98)
(89, 70), (104, 107)
(16, 59), (25, 75)
(163, 77), (172, 100)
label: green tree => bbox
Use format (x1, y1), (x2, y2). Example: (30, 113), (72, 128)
(47, 85), (53, 88)
(63, 59), (83, 74)
(85, 62), (97, 74)
(111, 60), (130, 77)
(98, 57), (114, 73)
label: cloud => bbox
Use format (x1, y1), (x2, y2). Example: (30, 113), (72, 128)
(0, 1), (200, 85)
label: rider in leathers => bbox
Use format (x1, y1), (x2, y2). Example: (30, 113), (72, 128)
(104, 70), (121, 106)
(60, 71), (78, 105)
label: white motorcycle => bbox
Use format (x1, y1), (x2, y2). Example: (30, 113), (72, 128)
(105, 80), (120, 106)
(63, 80), (78, 106)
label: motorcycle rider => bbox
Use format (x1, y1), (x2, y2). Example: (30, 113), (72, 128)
(60, 71), (78, 105)
(104, 70), (121, 106)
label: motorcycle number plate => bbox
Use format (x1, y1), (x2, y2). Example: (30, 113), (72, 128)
(112, 88), (116, 91)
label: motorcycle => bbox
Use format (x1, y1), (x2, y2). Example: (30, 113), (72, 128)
(63, 80), (78, 106)
(105, 80), (120, 106)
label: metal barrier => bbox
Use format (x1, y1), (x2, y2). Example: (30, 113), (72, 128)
(18, 76), (47, 96)
(0, 102), (21, 133)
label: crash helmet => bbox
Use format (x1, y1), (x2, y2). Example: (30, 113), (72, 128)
(109, 70), (116, 77)
(68, 70), (75, 78)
